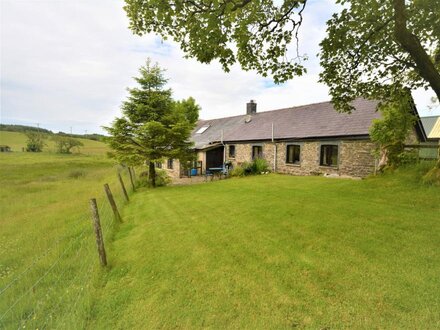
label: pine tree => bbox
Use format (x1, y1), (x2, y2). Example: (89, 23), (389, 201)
(105, 60), (200, 187)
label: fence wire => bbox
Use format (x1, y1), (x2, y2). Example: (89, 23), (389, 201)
(0, 166), (136, 329)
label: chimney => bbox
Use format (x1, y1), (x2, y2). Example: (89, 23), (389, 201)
(246, 100), (257, 115)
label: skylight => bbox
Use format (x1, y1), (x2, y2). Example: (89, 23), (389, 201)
(196, 125), (210, 134)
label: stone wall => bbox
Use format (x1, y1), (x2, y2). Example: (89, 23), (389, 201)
(160, 158), (181, 179)
(339, 140), (377, 177)
(226, 143), (276, 170)
(163, 138), (384, 180)
(197, 151), (206, 173)
(226, 139), (377, 178)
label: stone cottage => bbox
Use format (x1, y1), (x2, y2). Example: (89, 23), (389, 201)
(159, 98), (427, 179)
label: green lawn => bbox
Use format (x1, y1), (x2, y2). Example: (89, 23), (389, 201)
(0, 140), (130, 328)
(90, 167), (440, 329)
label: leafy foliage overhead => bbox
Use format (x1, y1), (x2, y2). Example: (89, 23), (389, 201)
(319, 0), (440, 112)
(124, 0), (308, 83)
(124, 0), (440, 112)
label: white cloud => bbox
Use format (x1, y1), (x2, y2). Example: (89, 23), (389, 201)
(1, 0), (438, 134)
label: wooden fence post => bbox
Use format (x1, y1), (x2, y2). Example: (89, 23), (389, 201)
(128, 167), (136, 192)
(89, 198), (107, 267)
(118, 173), (129, 202)
(104, 184), (122, 223)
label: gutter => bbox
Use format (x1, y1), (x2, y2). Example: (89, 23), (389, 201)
(272, 122), (277, 172)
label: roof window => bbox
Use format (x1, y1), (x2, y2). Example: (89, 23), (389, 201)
(196, 125), (210, 134)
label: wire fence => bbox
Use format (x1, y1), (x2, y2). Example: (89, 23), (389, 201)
(0, 166), (136, 329)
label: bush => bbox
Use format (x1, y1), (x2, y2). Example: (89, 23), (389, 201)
(398, 150), (418, 166)
(138, 169), (171, 187)
(252, 158), (269, 174)
(229, 159), (270, 177)
(229, 165), (245, 177)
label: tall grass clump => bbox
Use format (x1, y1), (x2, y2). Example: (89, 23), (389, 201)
(68, 169), (87, 179)
(422, 161), (440, 186)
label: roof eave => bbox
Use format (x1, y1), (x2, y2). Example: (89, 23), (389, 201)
(222, 134), (371, 144)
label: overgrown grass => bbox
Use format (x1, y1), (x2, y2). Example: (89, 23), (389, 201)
(0, 150), (132, 328)
(89, 166), (440, 329)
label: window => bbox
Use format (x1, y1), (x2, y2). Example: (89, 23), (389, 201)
(286, 145), (301, 164)
(155, 161), (162, 169)
(195, 125), (210, 134)
(320, 145), (338, 166)
(229, 145), (236, 158)
(167, 158), (173, 169)
(252, 145), (263, 160)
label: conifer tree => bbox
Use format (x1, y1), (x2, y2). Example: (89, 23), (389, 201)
(105, 60), (200, 187)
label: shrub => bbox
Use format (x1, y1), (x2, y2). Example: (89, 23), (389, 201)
(242, 162), (253, 175)
(138, 169), (171, 187)
(369, 90), (416, 170)
(398, 150), (418, 166)
(229, 165), (245, 177)
(252, 158), (269, 174)
(229, 159), (270, 177)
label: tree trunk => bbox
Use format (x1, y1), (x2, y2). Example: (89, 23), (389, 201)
(378, 147), (389, 172)
(393, 0), (440, 101)
(149, 161), (156, 188)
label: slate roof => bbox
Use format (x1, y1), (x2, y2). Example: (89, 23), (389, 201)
(421, 116), (440, 139)
(192, 98), (382, 149)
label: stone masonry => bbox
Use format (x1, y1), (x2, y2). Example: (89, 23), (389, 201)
(164, 132), (422, 180)
(224, 139), (377, 178)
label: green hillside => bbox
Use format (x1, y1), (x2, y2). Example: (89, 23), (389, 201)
(0, 131), (109, 155)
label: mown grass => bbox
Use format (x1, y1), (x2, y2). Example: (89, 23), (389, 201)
(89, 164), (440, 329)
(0, 131), (109, 155)
(0, 134), (130, 329)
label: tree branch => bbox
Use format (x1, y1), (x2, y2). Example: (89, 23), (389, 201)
(393, 0), (440, 99)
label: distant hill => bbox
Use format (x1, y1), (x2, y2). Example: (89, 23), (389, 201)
(0, 124), (52, 134)
(0, 124), (106, 141)
(0, 131), (109, 155)
(56, 131), (106, 142)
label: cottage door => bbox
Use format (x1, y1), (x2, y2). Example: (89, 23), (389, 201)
(206, 146), (224, 169)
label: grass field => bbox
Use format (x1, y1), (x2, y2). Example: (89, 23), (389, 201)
(0, 132), (131, 329)
(89, 165), (440, 329)
(0, 131), (109, 155)
(1, 129), (439, 329)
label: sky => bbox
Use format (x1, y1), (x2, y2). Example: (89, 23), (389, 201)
(1, 0), (438, 135)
